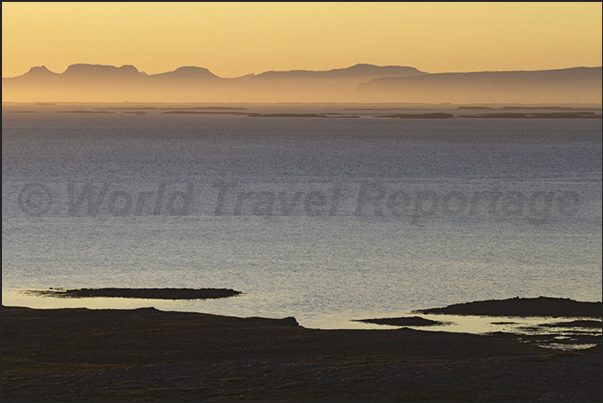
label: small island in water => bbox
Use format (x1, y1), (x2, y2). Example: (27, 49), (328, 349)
(26, 287), (242, 300)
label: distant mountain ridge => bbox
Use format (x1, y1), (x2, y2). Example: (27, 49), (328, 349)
(5, 63), (424, 80)
(3, 63), (601, 103)
(252, 63), (425, 80)
(61, 63), (141, 78)
(359, 66), (602, 104)
(152, 66), (219, 79)
(22, 66), (60, 77)
(16, 64), (219, 80)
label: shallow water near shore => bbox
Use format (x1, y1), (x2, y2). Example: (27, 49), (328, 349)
(3, 104), (602, 335)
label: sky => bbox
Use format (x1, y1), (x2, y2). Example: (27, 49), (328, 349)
(2, 2), (602, 78)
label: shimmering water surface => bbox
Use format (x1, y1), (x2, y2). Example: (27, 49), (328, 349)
(2, 104), (602, 330)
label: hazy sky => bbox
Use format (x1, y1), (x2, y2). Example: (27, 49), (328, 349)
(2, 2), (601, 78)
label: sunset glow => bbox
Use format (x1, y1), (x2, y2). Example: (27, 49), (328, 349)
(3, 2), (602, 78)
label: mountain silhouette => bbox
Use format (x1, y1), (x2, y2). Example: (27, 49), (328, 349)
(62, 64), (142, 78)
(22, 66), (60, 78)
(252, 63), (425, 80)
(150, 66), (219, 80)
(2, 63), (601, 103)
(359, 67), (602, 104)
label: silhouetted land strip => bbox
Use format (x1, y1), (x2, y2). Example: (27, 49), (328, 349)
(162, 110), (248, 115)
(245, 111), (601, 119)
(162, 111), (600, 118)
(57, 110), (114, 114)
(47, 109), (601, 119)
(246, 113), (361, 118)
(378, 113), (454, 119)
(415, 297), (602, 318)
(539, 320), (602, 329)
(3, 306), (601, 402)
(467, 112), (601, 118)
(246, 113), (328, 118)
(501, 106), (602, 111)
(190, 106), (248, 110)
(27, 287), (242, 300)
(354, 316), (445, 326)
(458, 106), (602, 111)
(340, 108), (440, 111)
(98, 106), (162, 110)
(102, 106), (248, 110)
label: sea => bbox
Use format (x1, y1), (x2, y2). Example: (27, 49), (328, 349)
(2, 104), (602, 331)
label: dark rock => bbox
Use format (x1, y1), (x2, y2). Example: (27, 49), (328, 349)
(354, 316), (445, 326)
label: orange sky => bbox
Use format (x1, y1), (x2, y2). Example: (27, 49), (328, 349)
(2, 2), (602, 78)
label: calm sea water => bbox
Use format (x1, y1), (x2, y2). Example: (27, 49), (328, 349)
(2, 105), (602, 329)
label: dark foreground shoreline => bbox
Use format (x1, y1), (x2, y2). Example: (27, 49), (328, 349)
(3, 305), (601, 402)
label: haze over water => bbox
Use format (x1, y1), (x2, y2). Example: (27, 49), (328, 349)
(2, 105), (602, 328)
